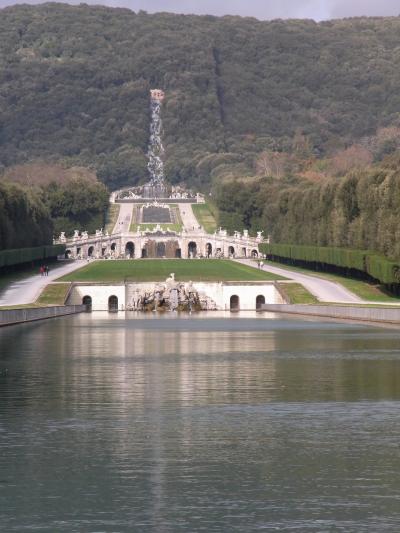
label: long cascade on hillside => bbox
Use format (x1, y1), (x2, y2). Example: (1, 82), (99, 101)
(144, 90), (167, 198)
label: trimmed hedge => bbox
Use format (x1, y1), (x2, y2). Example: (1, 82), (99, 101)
(0, 244), (66, 269)
(260, 243), (400, 286)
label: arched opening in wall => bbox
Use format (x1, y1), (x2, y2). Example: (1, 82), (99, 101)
(108, 295), (118, 312)
(256, 295), (265, 310)
(156, 242), (166, 258)
(188, 242), (197, 258)
(175, 248), (182, 258)
(102, 247), (107, 257)
(228, 246), (235, 257)
(82, 295), (92, 312)
(142, 248), (148, 259)
(230, 295), (240, 311)
(88, 246), (94, 257)
(206, 243), (212, 258)
(125, 242), (135, 259)
(65, 249), (72, 259)
(111, 243), (117, 251)
(252, 249), (259, 258)
(241, 248), (247, 257)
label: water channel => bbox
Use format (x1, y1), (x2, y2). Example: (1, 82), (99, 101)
(1, 312), (400, 531)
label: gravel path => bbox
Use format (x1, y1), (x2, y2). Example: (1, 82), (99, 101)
(178, 203), (201, 232)
(113, 203), (133, 234)
(0, 260), (86, 306)
(236, 259), (364, 304)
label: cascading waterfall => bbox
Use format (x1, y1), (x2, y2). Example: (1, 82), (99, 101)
(145, 90), (167, 198)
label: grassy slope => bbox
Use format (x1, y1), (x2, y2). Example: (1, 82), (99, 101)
(105, 204), (120, 234)
(59, 259), (286, 283)
(265, 260), (400, 303)
(192, 204), (218, 234)
(36, 283), (71, 305)
(0, 283), (70, 309)
(279, 283), (319, 304)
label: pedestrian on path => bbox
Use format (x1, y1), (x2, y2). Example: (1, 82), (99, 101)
(39, 265), (44, 276)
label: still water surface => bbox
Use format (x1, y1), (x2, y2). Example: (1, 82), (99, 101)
(1, 312), (400, 532)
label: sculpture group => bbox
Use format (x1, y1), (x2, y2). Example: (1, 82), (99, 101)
(126, 274), (216, 312)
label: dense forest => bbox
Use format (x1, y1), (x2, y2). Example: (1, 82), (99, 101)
(0, 168), (109, 250)
(1, 4), (400, 189)
(215, 153), (400, 259)
(2, 4), (400, 254)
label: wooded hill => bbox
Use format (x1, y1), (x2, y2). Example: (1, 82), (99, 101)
(1, 4), (400, 190)
(2, 4), (400, 256)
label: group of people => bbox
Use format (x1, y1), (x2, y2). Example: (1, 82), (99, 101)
(39, 265), (50, 276)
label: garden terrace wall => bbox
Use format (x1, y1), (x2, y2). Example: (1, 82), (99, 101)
(0, 305), (86, 327)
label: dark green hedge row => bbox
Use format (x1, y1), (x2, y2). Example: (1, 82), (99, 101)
(260, 243), (400, 285)
(0, 244), (66, 268)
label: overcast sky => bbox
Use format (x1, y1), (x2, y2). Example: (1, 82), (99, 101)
(0, 0), (399, 21)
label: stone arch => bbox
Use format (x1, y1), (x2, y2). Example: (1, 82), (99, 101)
(175, 248), (182, 258)
(230, 295), (240, 311)
(228, 246), (235, 257)
(108, 295), (118, 312)
(125, 242), (135, 259)
(206, 243), (212, 258)
(256, 295), (265, 310)
(65, 249), (72, 259)
(156, 242), (166, 257)
(188, 242), (197, 258)
(88, 246), (95, 257)
(141, 248), (148, 259)
(82, 295), (92, 312)
(111, 242), (117, 251)
(251, 249), (259, 258)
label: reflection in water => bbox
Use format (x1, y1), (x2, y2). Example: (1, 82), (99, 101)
(1, 313), (400, 531)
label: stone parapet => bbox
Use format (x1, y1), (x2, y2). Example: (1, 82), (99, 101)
(262, 304), (400, 324)
(0, 305), (86, 327)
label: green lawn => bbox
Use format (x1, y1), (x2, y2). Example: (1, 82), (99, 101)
(105, 203), (120, 234)
(279, 282), (319, 304)
(59, 259), (287, 283)
(36, 283), (71, 305)
(264, 260), (400, 303)
(192, 203), (218, 234)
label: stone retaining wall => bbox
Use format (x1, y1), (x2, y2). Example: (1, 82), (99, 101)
(0, 305), (86, 327)
(262, 304), (400, 324)
(117, 198), (195, 204)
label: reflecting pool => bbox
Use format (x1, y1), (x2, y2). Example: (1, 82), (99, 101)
(1, 312), (400, 531)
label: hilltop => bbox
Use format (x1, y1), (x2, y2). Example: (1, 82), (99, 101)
(1, 4), (400, 191)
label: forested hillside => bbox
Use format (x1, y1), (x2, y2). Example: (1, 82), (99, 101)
(1, 4), (400, 190)
(3, 4), (400, 255)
